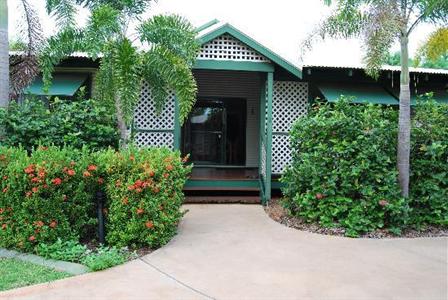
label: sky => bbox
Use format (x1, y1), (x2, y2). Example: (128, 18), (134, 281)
(7, 0), (436, 67)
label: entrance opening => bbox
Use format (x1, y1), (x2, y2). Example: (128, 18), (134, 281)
(182, 98), (246, 166)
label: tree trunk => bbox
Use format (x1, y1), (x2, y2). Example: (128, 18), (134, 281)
(0, 0), (9, 107)
(397, 33), (411, 197)
(114, 95), (129, 147)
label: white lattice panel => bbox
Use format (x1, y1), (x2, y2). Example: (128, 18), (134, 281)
(272, 134), (291, 174)
(135, 132), (174, 148)
(272, 81), (308, 132)
(260, 141), (267, 179)
(134, 82), (175, 130)
(198, 34), (270, 62)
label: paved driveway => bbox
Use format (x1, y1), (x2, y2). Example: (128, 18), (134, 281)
(2, 204), (447, 300)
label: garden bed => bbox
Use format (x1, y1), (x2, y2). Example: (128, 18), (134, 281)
(265, 198), (448, 238)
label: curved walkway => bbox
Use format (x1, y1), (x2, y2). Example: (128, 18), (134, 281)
(2, 204), (447, 300)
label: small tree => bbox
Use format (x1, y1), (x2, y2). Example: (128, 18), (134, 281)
(303, 0), (448, 197)
(415, 27), (448, 67)
(41, 0), (200, 145)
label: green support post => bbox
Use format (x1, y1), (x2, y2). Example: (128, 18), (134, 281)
(173, 97), (181, 150)
(265, 72), (274, 204)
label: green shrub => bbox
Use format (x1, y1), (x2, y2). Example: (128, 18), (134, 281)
(98, 146), (191, 248)
(0, 98), (118, 151)
(281, 98), (408, 236)
(410, 98), (448, 226)
(0, 146), (98, 251)
(81, 246), (132, 271)
(0, 145), (190, 252)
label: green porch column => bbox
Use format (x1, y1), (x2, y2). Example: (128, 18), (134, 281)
(265, 72), (274, 203)
(173, 97), (181, 150)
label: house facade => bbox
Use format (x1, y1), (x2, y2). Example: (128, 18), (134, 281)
(15, 20), (448, 203)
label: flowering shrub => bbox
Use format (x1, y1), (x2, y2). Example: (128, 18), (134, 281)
(0, 145), (190, 252)
(97, 147), (191, 248)
(0, 146), (97, 252)
(281, 99), (408, 237)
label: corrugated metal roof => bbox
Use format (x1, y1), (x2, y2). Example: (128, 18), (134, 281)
(9, 51), (101, 58)
(303, 63), (448, 75)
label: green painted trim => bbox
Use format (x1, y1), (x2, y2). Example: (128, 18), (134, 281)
(259, 78), (266, 179)
(134, 129), (174, 133)
(194, 60), (274, 72)
(173, 97), (181, 150)
(196, 19), (220, 33)
(197, 24), (302, 79)
(264, 72), (274, 203)
(185, 180), (260, 188)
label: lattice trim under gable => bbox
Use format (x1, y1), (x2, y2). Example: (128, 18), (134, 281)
(198, 34), (270, 62)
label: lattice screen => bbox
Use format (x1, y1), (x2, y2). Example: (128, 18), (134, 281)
(133, 81), (175, 148)
(272, 81), (308, 174)
(198, 34), (270, 62)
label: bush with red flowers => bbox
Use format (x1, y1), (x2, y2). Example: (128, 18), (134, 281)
(0, 145), (191, 252)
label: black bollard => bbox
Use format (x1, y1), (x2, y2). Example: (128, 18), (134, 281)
(96, 190), (105, 244)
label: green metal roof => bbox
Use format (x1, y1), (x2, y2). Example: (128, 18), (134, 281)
(316, 82), (399, 105)
(25, 74), (87, 96)
(196, 23), (302, 79)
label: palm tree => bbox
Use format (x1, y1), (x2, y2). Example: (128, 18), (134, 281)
(304, 0), (448, 197)
(416, 27), (448, 67)
(0, 0), (9, 107)
(41, 0), (200, 145)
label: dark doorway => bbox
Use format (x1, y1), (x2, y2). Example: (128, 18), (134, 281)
(182, 98), (246, 166)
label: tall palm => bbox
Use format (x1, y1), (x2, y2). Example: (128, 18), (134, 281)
(41, 0), (200, 145)
(304, 0), (448, 197)
(0, 0), (8, 107)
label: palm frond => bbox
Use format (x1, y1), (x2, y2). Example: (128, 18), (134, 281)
(46, 0), (78, 29)
(9, 0), (44, 99)
(138, 15), (200, 66)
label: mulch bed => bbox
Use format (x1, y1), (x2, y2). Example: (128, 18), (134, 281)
(265, 198), (448, 238)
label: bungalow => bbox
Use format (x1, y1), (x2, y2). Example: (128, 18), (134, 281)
(13, 20), (448, 203)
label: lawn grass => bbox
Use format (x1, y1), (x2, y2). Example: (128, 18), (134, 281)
(0, 258), (71, 291)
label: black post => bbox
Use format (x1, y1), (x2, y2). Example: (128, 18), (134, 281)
(96, 190), (105, 244)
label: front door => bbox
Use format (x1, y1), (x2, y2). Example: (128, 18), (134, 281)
(183, 101), (226, 165)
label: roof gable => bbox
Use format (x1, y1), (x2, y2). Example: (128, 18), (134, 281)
(197, 23), (302, 79)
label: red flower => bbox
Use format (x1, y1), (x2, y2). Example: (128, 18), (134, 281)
(136, 208), (144, 215)
(43, 184), (48, 189)
(66, 169), (76, 176)
(148, 170), (155, 177)
(145, 221), (154, 229)
(87, 165), (97, 171)
(182, 155), (189, 163)
(379, 200), (389, 207)
(122, 197), (129, 205)
(83, 171), (91, 177)
(115, 180), (122, 187)
(2, 176), (7, 180)
(166, 165), (174, 171)
(134, 180), (143, 188)
(136, 188), (142, 193)
(0, 208), (3, 214)
(130, 155), (135, 161)
(24, 165), (35, 174)
(28, 235), (36, 242)
(32, 187), (39, 193)
(31, 177), (39, 183)
(49, 221), (57, 228)
(163, 173), (169, 179)
(315, 193), (325, 200)
(97, 177), (104, 185)
(1, 224), (6, 230)
(52, 178), (62, 185)
(26, 191), (32, 198)
(34, 220), (44, 227)
(38, 171), (46, 178)
(2, 187), (8, 193)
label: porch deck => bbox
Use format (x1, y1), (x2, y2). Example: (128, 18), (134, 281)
(185, 167), (260, 191)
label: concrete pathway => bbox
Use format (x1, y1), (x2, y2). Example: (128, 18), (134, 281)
(2, 204), (447, 300)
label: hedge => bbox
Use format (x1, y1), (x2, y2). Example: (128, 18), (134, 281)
(0, 145), (190, 252)
(281, 97), (448, 236)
